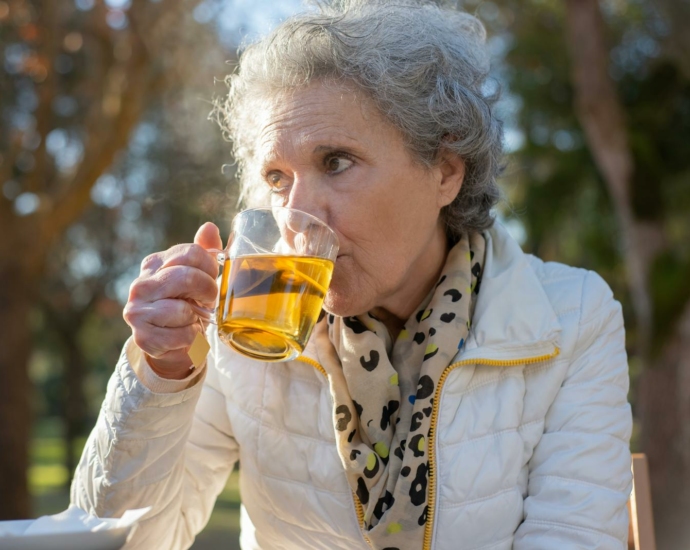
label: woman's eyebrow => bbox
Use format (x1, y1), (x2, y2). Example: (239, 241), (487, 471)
(312, 144), (362, 156)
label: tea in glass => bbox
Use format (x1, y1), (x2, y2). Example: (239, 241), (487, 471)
(217, 254), (334, 361)
(199, 207), (339, 362)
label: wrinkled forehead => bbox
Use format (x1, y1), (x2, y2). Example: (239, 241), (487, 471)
(253, 82), (384, 162)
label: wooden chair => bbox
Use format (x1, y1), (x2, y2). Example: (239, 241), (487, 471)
(628, 453), (656, 550)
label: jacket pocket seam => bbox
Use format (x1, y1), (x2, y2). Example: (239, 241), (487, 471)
(540, 428), (629, 446)
(229, 402), (336, 446)
(262, 503), (361, 544)
(451, 369), (525, 398)
(522, 518), (623, 545)
(554, 307), (580, 317)
(438, 486), (517, 509)
(524, 361), (562, 377)
(464, 534), (514, 550)
(259, 469), (351, 495)
(266, 366), (325, 388)
(439, 418), (543, 449)
(529, 474), (627, 496)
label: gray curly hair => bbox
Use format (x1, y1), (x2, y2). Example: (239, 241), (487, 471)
(214, 0), (503, 239)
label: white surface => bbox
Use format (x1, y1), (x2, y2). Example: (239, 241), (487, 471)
(0, 505), (150, 550)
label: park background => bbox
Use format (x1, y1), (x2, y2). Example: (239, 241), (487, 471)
(1, 0), (689, 548)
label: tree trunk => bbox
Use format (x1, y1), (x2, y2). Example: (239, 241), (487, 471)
(563, 1), (690, 547)
(563, 0), (654, 361)
(0, 0), (190, 518)
(42, 294), (98, 485)
(639, 301), (690, 549)
(63, 334), (86, 485)
(0, 249), (37, 519)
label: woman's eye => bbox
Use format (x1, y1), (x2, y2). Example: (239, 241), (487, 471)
(325, 156), (353, 175)
(266, 172), (289, 193)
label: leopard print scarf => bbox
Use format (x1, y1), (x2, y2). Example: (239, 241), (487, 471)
(312, 231), (485, 550)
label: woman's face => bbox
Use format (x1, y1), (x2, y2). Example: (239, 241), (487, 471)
(253, 82), (463, 318)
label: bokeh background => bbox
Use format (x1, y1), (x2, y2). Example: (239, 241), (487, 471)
(1, 0), (689, 548)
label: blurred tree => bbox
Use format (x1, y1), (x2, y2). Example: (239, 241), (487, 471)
(0, 0), (237, 519)
(39, 100), (237, 482)
(498, 0), (690, 546)
(2, 0), (688, 546)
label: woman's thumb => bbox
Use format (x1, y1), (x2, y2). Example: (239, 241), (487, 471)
(194, 222), (223, 251)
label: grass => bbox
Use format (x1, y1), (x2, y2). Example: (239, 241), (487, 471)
(29, 432), (241, 549)
(30, 436), (76, 512)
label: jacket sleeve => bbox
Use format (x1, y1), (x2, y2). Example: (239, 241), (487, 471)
(70, 338), (239, 550)
(514, 271), (633, 550)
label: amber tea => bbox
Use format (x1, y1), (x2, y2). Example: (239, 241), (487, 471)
(217, 254), (334, 361)
(196, 207), (339, 361)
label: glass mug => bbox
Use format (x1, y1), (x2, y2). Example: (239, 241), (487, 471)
(193, 207), (339, 362)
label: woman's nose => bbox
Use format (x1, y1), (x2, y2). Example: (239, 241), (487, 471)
(278, 178), (335, 256)
(285, 177), (328, 226)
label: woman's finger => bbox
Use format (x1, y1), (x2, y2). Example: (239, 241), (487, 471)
(130, 265), (218, 304)
(140, 243), (219, 280)
(133, 323), (202, 359)
(128, 299), (200, 328)
(159, 243), (220, 279)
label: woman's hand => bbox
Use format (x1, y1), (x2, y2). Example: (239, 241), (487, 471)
(123, 222), (222, 379)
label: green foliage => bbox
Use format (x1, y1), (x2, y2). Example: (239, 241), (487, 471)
(502, 0), (690, 357)
(650, 251), (690, 353)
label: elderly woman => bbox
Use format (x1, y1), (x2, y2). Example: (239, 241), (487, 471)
(71, 1), (632, 549)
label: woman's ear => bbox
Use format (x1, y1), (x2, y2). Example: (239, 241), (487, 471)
(436, 150), (465, 208)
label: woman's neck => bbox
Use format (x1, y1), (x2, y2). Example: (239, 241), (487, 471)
(370, 222), (450, 341)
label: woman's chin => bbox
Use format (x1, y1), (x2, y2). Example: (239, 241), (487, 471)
(323, 286), (368, 318)
(322, 293), (354, 318)
(324, 262), (376, 317)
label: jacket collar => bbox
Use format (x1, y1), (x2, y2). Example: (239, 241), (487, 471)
(303, 222), (561, 365)
(456, 222), (561, 363)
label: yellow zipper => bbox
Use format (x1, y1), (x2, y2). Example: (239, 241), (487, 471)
(422, 347), (560, 550)
(298, 347), (561, 550)
(297, 355), (327, 377)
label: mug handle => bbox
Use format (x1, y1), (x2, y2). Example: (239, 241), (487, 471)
(188, 247), (227, 326)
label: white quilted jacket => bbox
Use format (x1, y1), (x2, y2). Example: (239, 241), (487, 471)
(71, 222), (633, 550)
